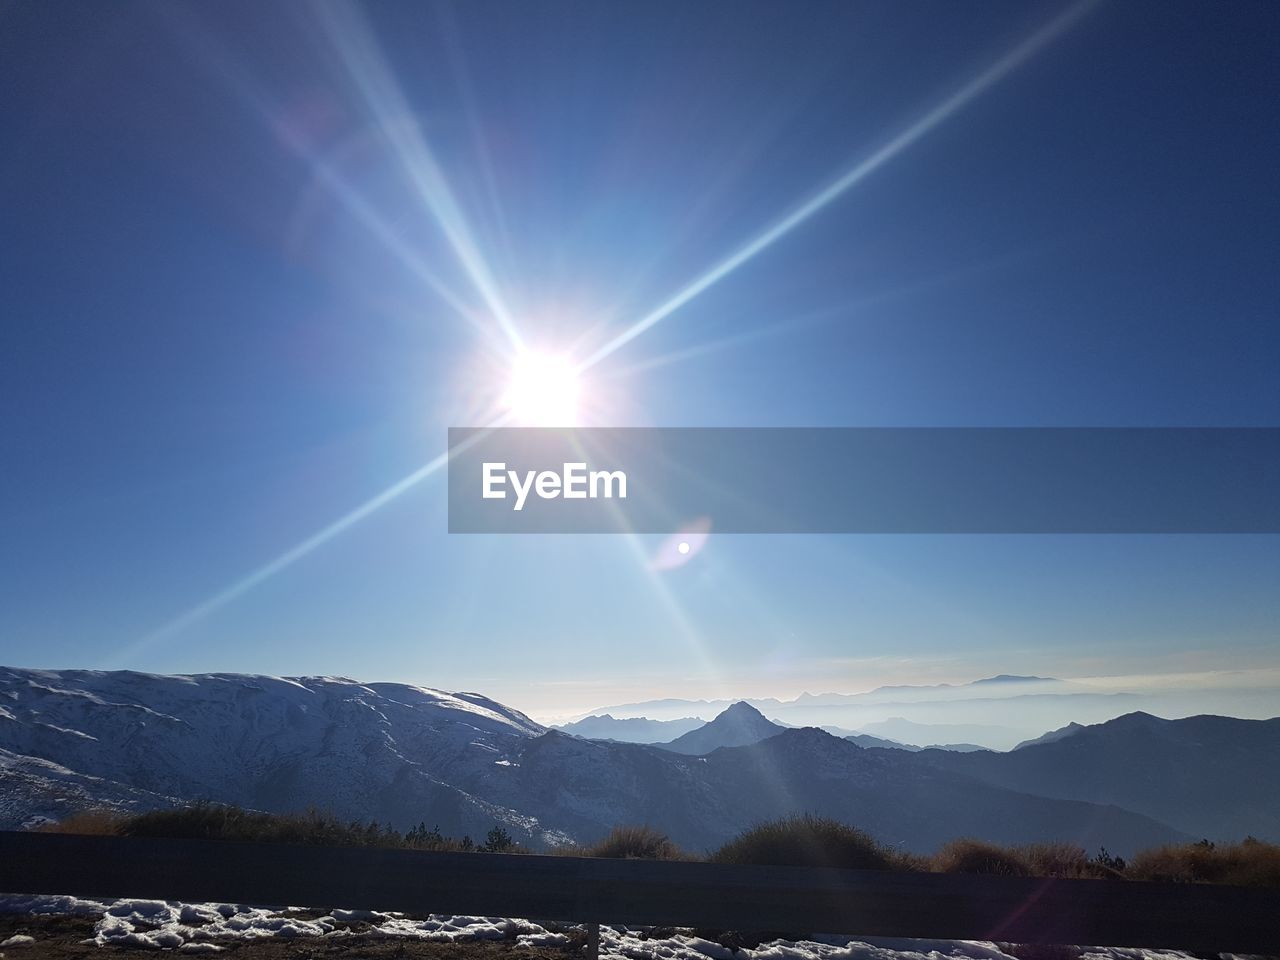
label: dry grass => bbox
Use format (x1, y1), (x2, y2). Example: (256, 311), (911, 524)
(932, 838), (1031, 876)
(30, 807), (1280, 887)
(931, 840), (1122, 880)
(1127, 838), (1280, 887)
(35, 805), (516, 853)
(576, 825), (687, 860)
(1021, 841), (1119, 880)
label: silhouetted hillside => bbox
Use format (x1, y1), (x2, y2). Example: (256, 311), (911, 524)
(916, 712), (1280, 841)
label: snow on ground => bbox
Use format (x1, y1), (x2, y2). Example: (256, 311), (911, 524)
(0, 894), (1238, 960)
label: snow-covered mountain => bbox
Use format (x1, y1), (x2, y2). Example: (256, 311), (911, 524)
(0, 667), (1211, 854)
(0, 746), (179, 829)
(0, 667), (551, 841)
(656, 702), (785, 755)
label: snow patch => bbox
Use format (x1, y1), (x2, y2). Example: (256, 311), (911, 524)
(0, 894), (1248, 960)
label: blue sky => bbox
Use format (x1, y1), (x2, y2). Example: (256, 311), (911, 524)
(2, 0), (1278, 719)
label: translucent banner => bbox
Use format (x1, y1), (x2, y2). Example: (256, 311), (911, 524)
(447, 428), (1280, 534)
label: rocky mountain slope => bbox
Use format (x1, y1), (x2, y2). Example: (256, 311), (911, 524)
(0, 667), (551, 841)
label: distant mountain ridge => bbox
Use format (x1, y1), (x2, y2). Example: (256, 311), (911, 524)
(1014, 722), (1086, 750)
(554, 714), (703, 743)
(574, 676), (1130, 749)
(579, 703), (990, 755)
(858, 717), (1011, 749)
(583, 675), (1068, 720)
(844, 732), (917, 750)
(913, 711), (1280, 842)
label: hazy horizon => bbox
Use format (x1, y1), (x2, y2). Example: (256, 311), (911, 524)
(4, 659), (1279, 734)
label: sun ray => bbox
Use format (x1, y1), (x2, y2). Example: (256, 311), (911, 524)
(314, 1), (524, 352)
(577, 0), (1101, 374)
(118, 417), (511, 662)
(156, 4), (506, 348)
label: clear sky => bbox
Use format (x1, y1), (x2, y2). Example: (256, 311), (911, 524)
(2, 0), (1278, 721)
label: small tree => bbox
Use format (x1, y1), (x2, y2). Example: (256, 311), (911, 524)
(406, 822), (445, 848)
(1093, 846), (1126, 872)
(481, 825), (514, 852)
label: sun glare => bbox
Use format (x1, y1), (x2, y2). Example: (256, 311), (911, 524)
(503, 351), (580, 426)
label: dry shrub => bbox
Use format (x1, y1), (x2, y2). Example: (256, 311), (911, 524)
(122, 805), (363, 845)
(712, 814), (902, 870)
(1127, 838), (1280, 887)
(581, 825), (687, 860)
(932, 838), (1030, 876)
(1021, 841), (1117, 880)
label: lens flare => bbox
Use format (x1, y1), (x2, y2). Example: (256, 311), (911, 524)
(652, 518), (712, 571)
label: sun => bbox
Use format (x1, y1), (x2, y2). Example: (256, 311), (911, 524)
(502, 351), (581, 426)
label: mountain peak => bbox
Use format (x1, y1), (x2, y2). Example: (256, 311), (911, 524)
(717, 700), (767, 721)
(1102, 711), (1167, 730)
(658, 701), (784, 755)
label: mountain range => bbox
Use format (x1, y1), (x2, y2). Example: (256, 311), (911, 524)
(912, 712), (1280, 841)
(2, 666), (1275, 856)
(576, 675), (1280, 750)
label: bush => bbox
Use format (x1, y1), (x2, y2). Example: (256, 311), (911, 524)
(711, 814), (902, 870)
(932, 838), (1030, 876)
(59, 804), (518, 853)
(581, 825), (686, 860)
(119, 804), (391, 846)
(1127, 837), (1280, 887)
